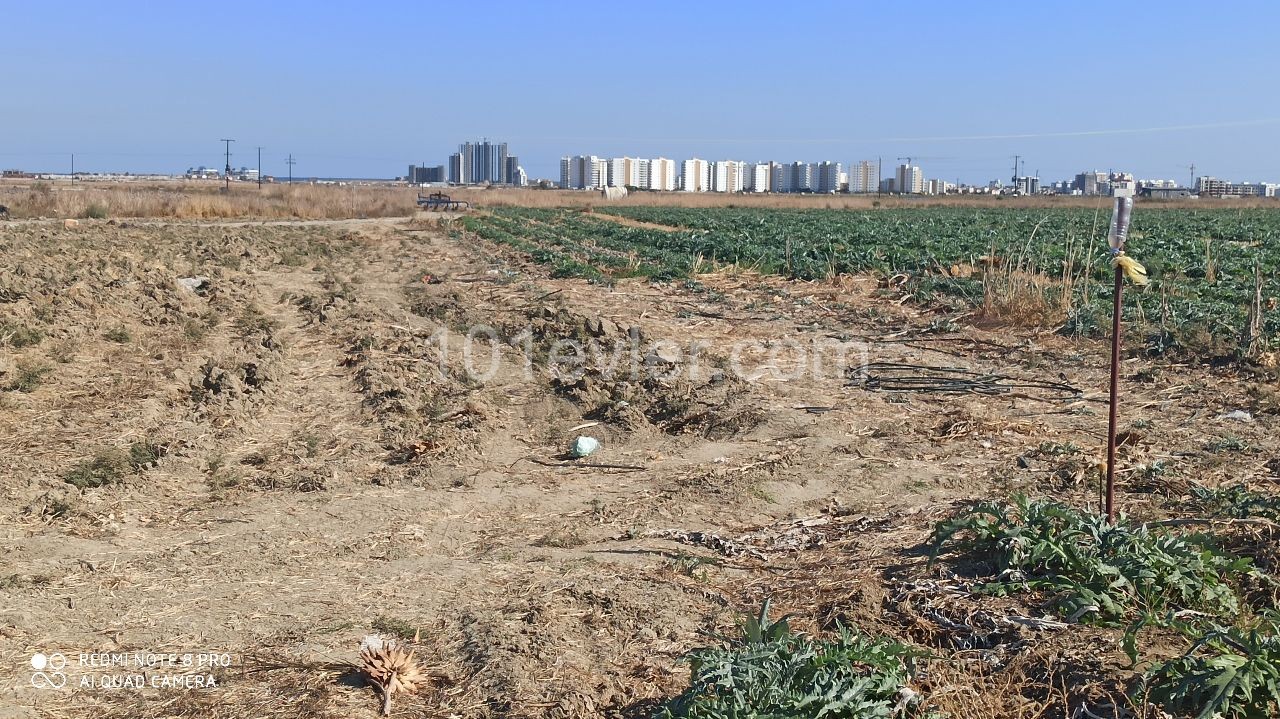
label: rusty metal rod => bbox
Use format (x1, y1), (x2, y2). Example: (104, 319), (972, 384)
(1105, 263), (1124, 522)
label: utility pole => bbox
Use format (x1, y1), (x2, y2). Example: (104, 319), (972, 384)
(286, 154), (296, 184)
(876, 156), (882, 198)
(1011, 154), (1021, 184)
(71, 153), (75, 184)
(256, 146), (263, 190)
(1188, 163), (1196, 190)
(220, 139), (234, 191)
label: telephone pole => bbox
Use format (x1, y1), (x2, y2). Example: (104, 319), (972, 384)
(1188, 163), (1196, 191)
(256, 146), (263, 190)
(220, 139), (235, 191)
(286, 154), (296, 184)
(71, 153), (75, 184)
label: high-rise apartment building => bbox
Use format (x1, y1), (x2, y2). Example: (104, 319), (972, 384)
(637, 159), (652, 189)
(648, 158), (676, 191)
(789, 162), (814, 192)
(747, 163), (771, 192)
(1074, 171), (1107, 196)
(850, 160), (878, 193)
(608, 157), (641, 188)
(712, 161), (746, 192)
(408, 164), (447, 184)
(504, 156), (524, 186)
(680, 158), (710, 192)
(559, 155), (607, 189)
(449, 140), (509, 184)
(895, 163), (925, 194)
(815, 161), (842, 193)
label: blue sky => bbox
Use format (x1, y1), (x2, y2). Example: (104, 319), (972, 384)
(4, 1), (1279, 184)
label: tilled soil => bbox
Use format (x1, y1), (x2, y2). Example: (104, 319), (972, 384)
(1, 216), (1277, 718)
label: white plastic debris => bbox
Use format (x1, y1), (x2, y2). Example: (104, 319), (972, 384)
(570, 436), (600, 458)
(176, 276), (210, 293)
(1217, 410), (1254, 423)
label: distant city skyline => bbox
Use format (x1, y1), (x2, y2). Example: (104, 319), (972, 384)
(3, 3), (1279, 182)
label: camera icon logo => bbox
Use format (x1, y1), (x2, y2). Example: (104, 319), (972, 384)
(31, 653), (68, 689)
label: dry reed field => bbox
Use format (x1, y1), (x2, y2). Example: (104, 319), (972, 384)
(2, 179), (1273, 222)
(1, 198), (1278, 718)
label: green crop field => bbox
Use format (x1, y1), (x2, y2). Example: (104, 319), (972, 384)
(460, 205), (1280, 355)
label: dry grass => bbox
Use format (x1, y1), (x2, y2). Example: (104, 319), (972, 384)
(3, 179), (1274, 221)
(0, 180), (417, 220)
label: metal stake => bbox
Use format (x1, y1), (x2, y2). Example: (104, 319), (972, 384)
(1103, 195), (1133, 522)
(1105, 264), (1123, 521)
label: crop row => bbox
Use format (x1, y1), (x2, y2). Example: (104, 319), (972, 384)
(463, 206), (1280, 353)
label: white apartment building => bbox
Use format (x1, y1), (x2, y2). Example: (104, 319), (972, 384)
(607, 157), (641, 188)
(680, 158), (710, 192)
(637, 159), (651, 189)
(592, 158), (608, 189)
(747, 163), (770, 192)
(712, 160), (746, 192)
(648, 158), (677, 191)
(560, 155), (606, 189)
(895, 163), (925, 194)
(850, 160), (878, 193)
(815, 161), (842, 193)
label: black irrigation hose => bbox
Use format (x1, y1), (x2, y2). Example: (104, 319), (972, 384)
(847, 362), (1082, 400)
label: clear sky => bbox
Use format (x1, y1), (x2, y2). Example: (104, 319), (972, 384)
(5, 1), (1279, 184)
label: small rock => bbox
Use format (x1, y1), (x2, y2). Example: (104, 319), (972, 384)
(63, 219), (80, 229)
(1217, 410), (1253, 423)
(1017, 456), (1033, 469)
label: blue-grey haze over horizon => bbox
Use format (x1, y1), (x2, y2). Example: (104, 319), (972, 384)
(4, 1), (1279, 185)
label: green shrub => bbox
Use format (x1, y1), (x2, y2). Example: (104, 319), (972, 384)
(0, 321), (44, 348)
(7, 359), (52, 392)
(656, 601), (922, 719)
(63, 450), (131, 489)
(1141, 614), (1280, 719)
(103, 325), (131, 343)
(63, 441), (164, 489)
(928, 496), (1254, 626)
(1189, 484), (1280, 521)
(82, 202), (109, 219)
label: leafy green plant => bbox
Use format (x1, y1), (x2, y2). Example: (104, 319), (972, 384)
(928, 496), (1254, 626)
(656, 600), (923, 719)
(466, 206), (1280, 356)
(1141, 614), (1280, 719)
(1189, 483), (1280, 522)
(1205, 435), (1250, 453)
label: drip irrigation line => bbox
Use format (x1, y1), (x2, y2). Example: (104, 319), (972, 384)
(847, 362), (1081, 400)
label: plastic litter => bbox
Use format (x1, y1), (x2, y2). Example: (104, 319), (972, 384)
(570, 436), (599, 458)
